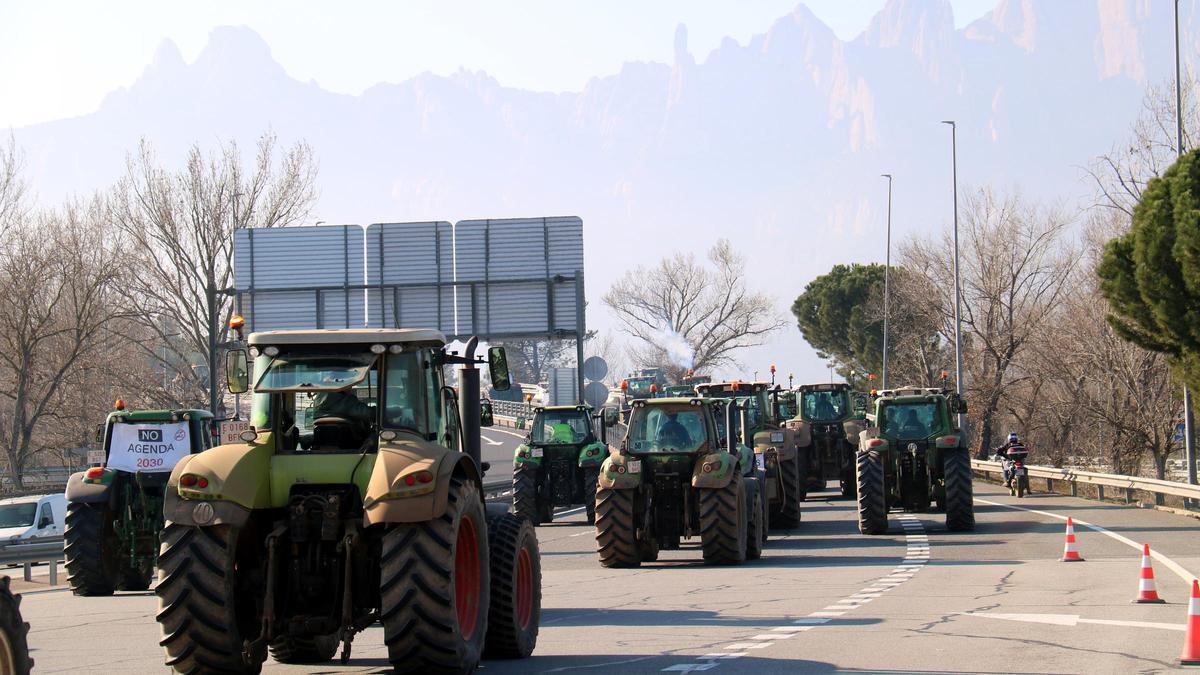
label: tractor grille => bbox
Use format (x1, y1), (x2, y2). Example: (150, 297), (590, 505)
(547, 456), (574, 505)
(652, 472), (684, 549)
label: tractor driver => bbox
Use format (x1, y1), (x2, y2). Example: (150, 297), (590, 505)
(312, 386), (374, 431)
(898, 408), (926, 438)
(815, 395), (836, 420)
(656, 412), (691, 449)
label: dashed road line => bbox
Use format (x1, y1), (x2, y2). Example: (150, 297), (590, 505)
(664, 514), (931, 672)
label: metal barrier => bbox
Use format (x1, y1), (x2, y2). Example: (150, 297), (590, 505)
(0, 537), (64, 585)
(972, 459), (1200, 504)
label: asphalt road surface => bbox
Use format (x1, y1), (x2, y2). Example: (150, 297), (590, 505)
(18, 480), (1200, 673)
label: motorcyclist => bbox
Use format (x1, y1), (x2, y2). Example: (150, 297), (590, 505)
(993, 432), (1028, 486)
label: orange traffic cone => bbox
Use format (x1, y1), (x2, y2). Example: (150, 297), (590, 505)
(1180, 579), (1200, 666)
(1134, 543), (1165, 603)
(1060, 517), (1084, 562)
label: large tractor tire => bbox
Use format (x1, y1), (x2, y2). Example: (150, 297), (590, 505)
(582, 467), (600, 525)
(64, 502), (116, 596)
(156, 523), (260, 674)
(595, 487), (641, 568)
(856, 451), (889, 535)
(769, 455), (803, 529)
(699, 475), (747, 565)
(944, 450), (976, 532)
(483, 512), (541, 659)
(0, 577), (32, 675)
(381, 476), (489, 673)
(744, 478), (765, 561)
(840, 466), (856, 499)
(268, 634), (339, 664)
(512, 467), (540, 524)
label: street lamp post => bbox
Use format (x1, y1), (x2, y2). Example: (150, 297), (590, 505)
(1175, 0), (1198, 498)
(941, 120), (965, 431)
(881, 173), (893, 390)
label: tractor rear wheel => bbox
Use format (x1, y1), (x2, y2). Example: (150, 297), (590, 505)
(744, 477), (765, 561)
(699, 476), (747, 565)
(484, 512), (541, 659)
(582, 467), (600, 525)
(64, 502), (117, 596)
(0, 577), (31, 675)
(595, 487), (640, 568)
(381, 476), (489, 673)
(156, 523), (260, 674)
(512, 467), (540, 524)
(769, 455), (803, 529)
(840, 466), (856, 499)
(268, 634), (339, 664)
(944, 450), (976, 532)
(856, 451), (888, 535)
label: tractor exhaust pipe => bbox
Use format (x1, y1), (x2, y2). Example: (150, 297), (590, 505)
(459, 336), (482, 470)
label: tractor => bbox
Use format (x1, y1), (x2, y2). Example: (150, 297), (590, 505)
(154, 328), (541, 673)
(695, 382), (803, 528)
(511, 404), (615, 525)
(787, 383), (865, 498)
(855, 386), (974, 534)
(594, 397), (766, 567)
(64, 404), (214, 595)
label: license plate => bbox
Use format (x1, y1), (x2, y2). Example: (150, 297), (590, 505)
(1014, 468), (1025, 476)
(531, 448), (543, 458)
(626, 460), (642, 473)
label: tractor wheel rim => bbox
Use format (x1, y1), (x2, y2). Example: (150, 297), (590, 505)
(0, 627), (14, 675)
(455, 515), (481, 640)
(516, 546), (533, 629)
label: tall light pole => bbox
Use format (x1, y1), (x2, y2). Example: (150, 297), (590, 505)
(1175, 0), (1197, 496)
(941, 120), (965, 431)
(881, 173), (893, 390)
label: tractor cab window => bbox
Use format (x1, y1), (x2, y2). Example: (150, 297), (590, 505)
(741, 397), (763, 431)
(384, 351), (425, 432)
(802, 390), (848, 422)
(253, 351), (381, 453)
(531, 410), (592, 445)
(628, 408), (706, 453)
(880, 401), (947, 440)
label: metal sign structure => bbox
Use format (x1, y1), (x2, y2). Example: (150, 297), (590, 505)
(233, 217), (587, 398)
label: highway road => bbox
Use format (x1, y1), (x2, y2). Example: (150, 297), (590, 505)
(16, 479), (1200, 673)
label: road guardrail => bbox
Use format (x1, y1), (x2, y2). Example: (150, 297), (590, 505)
(972, 459), (1200, 506)
(0, 537), (64, 585)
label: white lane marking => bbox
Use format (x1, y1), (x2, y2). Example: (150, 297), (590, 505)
(959, 612), (1186, 632)
(662, 665), (718, 672)
(484, 426), (529, 440)
(480, 434), (503, 446)
(975, 497), (1198, 586)
(772, 626), (812, 632)
(555, 506), (586, 516)
(809, 610), (846, 617)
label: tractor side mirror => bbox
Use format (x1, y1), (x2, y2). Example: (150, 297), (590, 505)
(226, 349), (249, 394)
(487, 347), (512, 391)
(954, 397), (969, 414)
(480, 401), (494, 427)
(602, 408), (618, 428)
(94, 423), (105, 444)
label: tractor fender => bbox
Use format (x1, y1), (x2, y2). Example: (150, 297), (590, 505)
(513, 443), (543, 468)
(163, 489), (252, 528)
(692, 451), (737, 489)
(168, 440), (274, 510)
(364, 437), (482, 525)
(754, 429), (797, 462)
(577, 441), (608, 468)
(858, 429), (887, 454)
(843, 419), (864, 446)
(736, 444), (756, 476)
(65, 471), (112, 505)
(597, 453), (643, 490)
(785, 420), (812, 448)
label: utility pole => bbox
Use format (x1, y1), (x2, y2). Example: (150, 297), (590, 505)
(941, 120), (966, 432)
(881, 173), (893, 390)
(1175, 0), (1197, 501)
(232, 191), (245, 419)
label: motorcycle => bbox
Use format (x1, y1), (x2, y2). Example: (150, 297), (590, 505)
(1001, 444), (1030, 498)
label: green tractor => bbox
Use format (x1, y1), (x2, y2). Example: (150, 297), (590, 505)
(594, 397), (767, 567)
(155, 329), (541, 673)
(511, 404), (615, 525)
(787, 383), (866, 498)
(855, 386), (974, 534)
(695, 382), (803, 528)
(64, 404), (214, 595)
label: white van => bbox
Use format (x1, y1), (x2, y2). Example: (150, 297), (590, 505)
(0, 494), (67, 543)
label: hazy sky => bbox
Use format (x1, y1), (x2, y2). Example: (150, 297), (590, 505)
(1, 1), (996, 129)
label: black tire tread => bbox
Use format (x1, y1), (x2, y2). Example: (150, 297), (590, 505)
(857, 452), (889, 535)
(512, 467), (539, 524)
(582, 467), (600, 525)
(483, 512), (541, 659)
(770, 456), (803, 528)
(268, 634), (338, 664)
(594, 487), (640, 568)
(699, 476), (746, 565)
(745, 479), (764, 561)
(0, 576), (32, 675)
(944, 450), (976, 531)
(64, 502), (115, 596)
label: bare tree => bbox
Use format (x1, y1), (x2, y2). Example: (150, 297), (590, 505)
(0, 198), (132, 486)
(603, 239), (786, 381)
(111, 134), (317, 412)
(901, 189), (1076, 458)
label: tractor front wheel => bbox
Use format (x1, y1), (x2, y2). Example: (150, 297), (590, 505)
(944, 450), (976, 532)
(595, 487), (641, 568)
(769, 455), (803, 529)
(699, 476), (747, 565)
(381, 476), (489, 673)
(64, 503), (116, 596)
(744, 477), (765, 561)
(582, 467), (600, 525)
(856, 451), (888, 535)
(512, 467), (541, 524)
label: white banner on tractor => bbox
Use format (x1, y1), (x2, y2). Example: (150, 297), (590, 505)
(106, 422), (191, 473)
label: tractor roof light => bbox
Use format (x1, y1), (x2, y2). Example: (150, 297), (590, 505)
(229, 314), (245, 330)
(263, 346), (280, 357)
(370, 344), (387, 354)
(114, 398), (125, 411)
